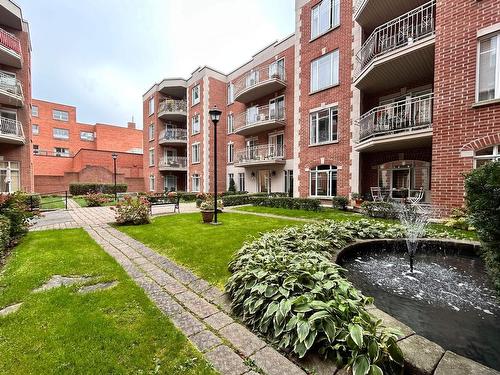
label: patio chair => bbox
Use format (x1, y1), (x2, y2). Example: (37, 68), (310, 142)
(408, 188), (425, 205)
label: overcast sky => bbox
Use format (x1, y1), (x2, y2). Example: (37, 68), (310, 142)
(17, 0), (295, 128)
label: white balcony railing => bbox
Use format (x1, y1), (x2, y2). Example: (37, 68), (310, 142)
(0, 116), (24, 138)
(355, 0), (436, 79)
(159, 156), (187, 169)
(233, 62), (285, 99)
(158, 99), (187, 114)
(235, 144), (284, 165)
(159, 128), (187, 142)
(355, 92), (433, 142)
(0, 71), (23, 100)
(353, 0), (366, 15)
(234, 103), (285, 133)
(0, 28), (21, 55)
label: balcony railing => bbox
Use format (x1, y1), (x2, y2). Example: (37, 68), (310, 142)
(355, 0), (436, 79)
(0, 116), (24, 139)
(353, 0), (366, 15)
(235, 144), (284, 165)
(356, 92), (433, 142)
(0, 71), (23, 100)
(158, 99), (187, 114)
(234, 103), (285, 133)
(159, 156), (187, 169)
(0, 28), (21, 55)
(233, 62), (285, 100)
(159, 128), (187, 142)
(34, 150), (73, 157)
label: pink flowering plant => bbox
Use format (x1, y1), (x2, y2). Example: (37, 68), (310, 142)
(83, 192), (111, 207)
(114, 195), (151, 225)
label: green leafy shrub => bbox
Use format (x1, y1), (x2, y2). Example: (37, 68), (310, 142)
(332, 196), (349, 211)
(0, 192), (34, 244)
(444, 207), (472, 231)
(69, 183), (127, 196)
(464, 161), (500, 295)
(114, 196), (150, 225)
(222, 194), (251, 207)
(0, 214), (11, 254)
(361, 201), (397, 219)
(251, 197), (321, 211)
(226, 220), (405, 373)
(83, 192), (111, 207)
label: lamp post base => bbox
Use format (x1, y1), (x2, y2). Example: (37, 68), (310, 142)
(210, 221), (222, 226)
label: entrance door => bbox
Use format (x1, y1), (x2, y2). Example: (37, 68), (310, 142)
(269, 96), (285, 120)
(258, 170), (270, 193)
(268, 133), (284, 158)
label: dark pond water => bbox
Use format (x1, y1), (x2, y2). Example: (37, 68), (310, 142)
(339, 241), (500, 371)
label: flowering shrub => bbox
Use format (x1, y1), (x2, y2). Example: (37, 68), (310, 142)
(114, 196), (150, 225)
(0, 192), (34, 253)
(83, 192), (111, 207)
(167, 191), (177, 200)
(195, 193), (205, 208)
(199, 194), (223, 211)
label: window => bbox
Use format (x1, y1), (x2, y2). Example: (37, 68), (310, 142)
(310, 165), (337, 197)
(228, 173), (234, 188)
(227, 113), (234, 134)
(269, 58), (285, 80)
(269, 133), (284, 157)
(192, 143), (200, 163)
(475, 145), (500, 167)
(165, 175), (177, 192)
(227, 143), (234, 163)
(53, 128), (69, 140)
(310, 50), (339, 93)
(238, 173), (246, 192)
(0, 161), (20, 193)
(310, 106), (338, 144)
(148, 124), (155, 141)
(32, 105), (38, 117)
(149, 148), (155, 166)
(227, 83), (234, 104)
(32, 124), (39, 135)
(192, 174), (201, 192)
(33, 145), (39, 155)
(477, 34), (500, 102)
(192, 114), (200, 135)
(149, 174), (155, 192)
(52, 110), (69, 121)
(80, 131), (94, 141)
(284, 170), (294, 196)
(192, 84), (200, 105)
(148, 98), (154, 116)
(311, 0), (340, 39)
(269, 96), (285, 120)
(54, 147), (70, 157)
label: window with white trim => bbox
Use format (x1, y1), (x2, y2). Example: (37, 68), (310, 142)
(228, 173), (234, 189)
(227, 83), (234, 104)
(192, 143), (200, 164)
(227, 113), (234, 134)
(192, 114), (200, 135)
(310, 106), (338, 144)
(148, 98), (154, 116)
(227, 143), (234, 163)
(311, 0), (340, 39)
(80, 131), (94, 141)
(192, 84), (200, 105)
(149, 174), (155, 191)
(310, 165), (337, 197)
(310, 50), (339, 93)
(475, 145), (500, 168)
(148, 124), (155, 141)
(53, 128), (69, 140)
(32, 124), (39, 135)
(52, 110), (69, 121)
(54, 147), (70, 157)
(149, 148), (155, 166)
(238, 173), (246, 192)
(0, 161), (20, 193)
(32, 105), (38, 117)
(192, 174), (201, 192)
(477, 33), (500, 102)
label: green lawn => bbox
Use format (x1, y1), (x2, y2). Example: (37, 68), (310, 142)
(40, 195), (66, 210)
(0, 229), (217, 375)
(118, 212), (300, 288)
(72, 196), (118, 207)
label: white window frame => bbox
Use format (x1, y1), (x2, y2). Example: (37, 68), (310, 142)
(269, 58), (285, 80)
(32, 124), (39, 135)
(191, 142), (200, 164)
(227, 83), (234, 104)
(32, 105), (39, 117)
(192, 84), (200, 106)
(228, 173), (234, 188)
(53, 128), (69, 140)
(309, 106), (338, 145)
(477, 33), (500, 102)
(52, 110), (69, 121)
(148, 98), (154, 116)
(80, 131), (94, 141)
(227, 142), (234, 163)
(311, 0), (340, 40)
(474, 144), (500, 167)
(148, 123), (155, 141)
(227, 113), (234, 134)
(192, 114), (200, 135)
(164, 175), (178, 192)
(238, 172), (246, 192)
(309, 165), (338, 198)
(0, 161), (20, 193)
(149, 174), (155, 192)
(310, 50), (339, 93)
(268, 132), (284, 158)
(192, 174), (201, 192)
(149, 148), (155, 166)
(269, 95), (285, 120)
(54, 147), (70, 157)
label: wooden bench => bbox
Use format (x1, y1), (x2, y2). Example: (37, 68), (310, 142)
(146, 193), (180, 214)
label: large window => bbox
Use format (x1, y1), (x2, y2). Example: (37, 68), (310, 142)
(227, 83), (234, 104)
(478, 33), (500, 102)
(227, 143), (234, 163)
(475, 145), (500, 167)
(238, 173), (246, 192)
(310, 165), (337, 197)
(32, 124), (39, 135)
(192, 84), (200, 105)
(52, 110), (69, 121)
(148, 98), (154, 116)
(310, 106), (338, 145)
(53, 128), (69, 140)
(149, 174), (155, 192)
(192, 143), (200, 163)
(192, 174), (201, 192)
(32, 105), (38, 117)
(227, 113), (234, 134)
(165, 175), (177, 192)
(148, 124), (154, 141)
(311, 0), (340, 39)
(80, 131), (94, 141)
(149, 148), (155, 166)
(192, 114), (200, 135)
(0, 161), (20, 193)
(310, 50), (339, 93)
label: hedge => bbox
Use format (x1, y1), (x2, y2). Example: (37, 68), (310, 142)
(222, 192), (290, 207)
(361, 201), (397, 219)
(69, 183), (128, 196)
(251, 196), (321, 211)
(0, 214), (11, 254)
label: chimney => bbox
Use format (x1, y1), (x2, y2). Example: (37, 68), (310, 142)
(127, 121), (136, 129)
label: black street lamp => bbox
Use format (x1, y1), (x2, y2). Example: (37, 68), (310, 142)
(209, 106), (222, 225)
(111, 152), (118, 202)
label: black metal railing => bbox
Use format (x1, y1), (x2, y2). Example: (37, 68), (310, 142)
(29, 191), (68, 211)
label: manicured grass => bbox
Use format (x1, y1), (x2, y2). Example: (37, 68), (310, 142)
(73, 196), (118, 207)
(40, 195), (66, 210)
(233, 205), (477, 241)
(0, 229), (217, 375)
(118, 212), (300, 288)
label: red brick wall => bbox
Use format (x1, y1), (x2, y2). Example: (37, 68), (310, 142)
(432, 0), (500, 210)
(297, 0), (353, 198)
(188, 79), (205, 191)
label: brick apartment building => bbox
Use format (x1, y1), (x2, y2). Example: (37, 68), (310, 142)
(31, 99), (144, 193)
(144, 0), (500, 212)
(0, 0), (32, 193)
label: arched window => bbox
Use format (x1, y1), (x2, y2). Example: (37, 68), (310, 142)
(475, 145), (500, 168)
(309, 165), (337, 197)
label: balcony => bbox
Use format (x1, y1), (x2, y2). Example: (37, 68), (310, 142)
(235, 144), (285, 167)
(159, 156), (187, 171)
(34, 150), (73, 157)
(0, 71), (23, 107)
(355, 93), (433, 152)
(354, 0), (430, 30)
(233, 63), (286, 104)
(0, 28), (21, 68)
(0, 116), (24, 144)
(159, 128), (187, 145)
(354, 1), (435, 93)
(234, 104), (286, 136)
(158, 99), (187, 122)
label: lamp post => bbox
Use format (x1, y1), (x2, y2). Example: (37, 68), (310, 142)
(111, 152), (118, 202)
(209, 106), (222, 225)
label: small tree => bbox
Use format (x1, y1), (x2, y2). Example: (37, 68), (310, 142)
(228, 177), (237, 194)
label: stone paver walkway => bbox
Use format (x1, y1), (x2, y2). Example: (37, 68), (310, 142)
(84, 223), (307, 375)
